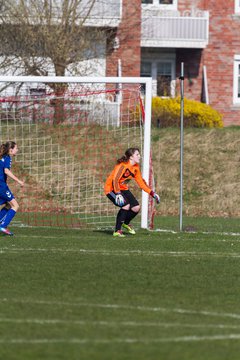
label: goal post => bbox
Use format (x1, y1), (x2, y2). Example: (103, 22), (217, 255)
(0, 75), (153, 229)
(141, 78), (152, 229)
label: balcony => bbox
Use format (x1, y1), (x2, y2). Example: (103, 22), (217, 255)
(141, 9), (209, 49)
(80, 0), (122, 27)
(0, 0), (122, 28)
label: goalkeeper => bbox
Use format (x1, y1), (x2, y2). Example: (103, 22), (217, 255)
(104, 147), (160, 237)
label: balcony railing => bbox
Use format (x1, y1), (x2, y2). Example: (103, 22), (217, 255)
(141, 9), (209, 48)
(0, 0), (122, 28)
(80, 0), (122, 27)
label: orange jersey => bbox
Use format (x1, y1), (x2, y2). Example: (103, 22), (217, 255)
(104, 160), (152, 195)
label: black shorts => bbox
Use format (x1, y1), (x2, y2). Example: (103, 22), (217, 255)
(107, 190), (139, 208)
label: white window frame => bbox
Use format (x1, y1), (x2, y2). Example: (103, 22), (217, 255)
(235, 0), (240, 13)
(233, 55), (240, 104)
(141, 57), (176, 98)
(156, 61), (174, 97)
(156, 59), (176, 98)
(142, 0), (177, 10)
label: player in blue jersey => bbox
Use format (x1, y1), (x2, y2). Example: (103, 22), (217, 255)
(0, 141), (24, 236)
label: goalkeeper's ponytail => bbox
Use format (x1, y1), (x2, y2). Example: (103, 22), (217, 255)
(117, 147), (140, 163)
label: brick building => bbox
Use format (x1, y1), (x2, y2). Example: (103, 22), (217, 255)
(106, 0), (240, 126)
(1, 1), (240, 125)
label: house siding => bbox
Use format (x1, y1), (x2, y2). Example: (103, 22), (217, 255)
(108, 0), (240, 125)
(177, 0), (240, 125)
(202, 1), (240, 125)
(106, 0), (141, 78)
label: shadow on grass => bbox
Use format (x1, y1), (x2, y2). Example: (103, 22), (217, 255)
(93, 229), (113, 235)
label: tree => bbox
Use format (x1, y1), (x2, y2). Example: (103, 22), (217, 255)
(0, 0), (107, 123)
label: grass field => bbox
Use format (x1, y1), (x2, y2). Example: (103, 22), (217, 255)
(1, 218), (240, 360)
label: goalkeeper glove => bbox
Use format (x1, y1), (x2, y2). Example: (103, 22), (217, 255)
(150, 191), (160, 204)
(115, 193), (125, 206)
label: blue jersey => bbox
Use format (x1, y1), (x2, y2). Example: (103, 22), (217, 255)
(0, 155), (12, 185)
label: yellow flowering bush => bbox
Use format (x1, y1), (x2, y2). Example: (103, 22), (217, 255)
(152, 97), (223, 128)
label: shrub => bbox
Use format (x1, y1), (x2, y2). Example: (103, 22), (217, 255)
(152, 97), (223, 128)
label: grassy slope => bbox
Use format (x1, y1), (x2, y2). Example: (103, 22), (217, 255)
(152, 127), (240, 217)
(2, 123), (240, 221)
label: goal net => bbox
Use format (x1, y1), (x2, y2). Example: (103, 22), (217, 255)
(0, 76), (154, 229)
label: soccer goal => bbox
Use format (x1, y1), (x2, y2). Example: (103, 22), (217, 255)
(0, 76), (154, 229)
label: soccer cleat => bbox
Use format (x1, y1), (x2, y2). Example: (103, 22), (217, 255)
(122, 223), (136, 235)
(0, 227), (13, 236)
(113, 230), (126, 238)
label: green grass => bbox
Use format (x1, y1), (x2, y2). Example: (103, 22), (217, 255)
(1, 219), (240, 360)
(154, 215), (240, 233)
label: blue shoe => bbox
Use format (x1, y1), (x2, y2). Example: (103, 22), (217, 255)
(0, 227), (13, 236)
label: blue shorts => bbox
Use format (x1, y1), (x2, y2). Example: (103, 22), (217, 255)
(0, 185), (15, 205)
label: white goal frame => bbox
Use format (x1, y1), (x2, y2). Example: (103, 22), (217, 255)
(0, 75), (152, 229)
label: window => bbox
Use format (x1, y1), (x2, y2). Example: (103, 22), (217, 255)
(141, 56), (176, 97)
(235, 0), (240, 13)
(142, 0), (177, 8)
(157, 62), (172, 97)
(233, 55), (240, 104)
(159, 0), (174, 4)
(141, 62), (152, 77)
(141, 62), (152, 93)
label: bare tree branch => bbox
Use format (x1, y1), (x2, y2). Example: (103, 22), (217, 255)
(0, 0), (103, 77)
